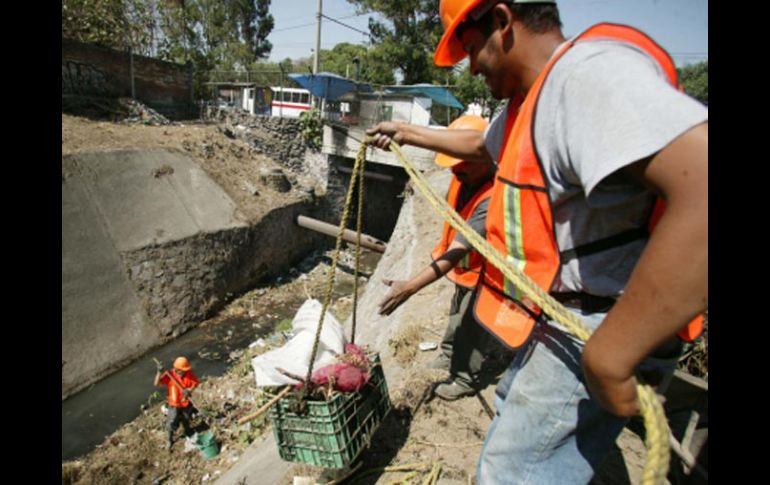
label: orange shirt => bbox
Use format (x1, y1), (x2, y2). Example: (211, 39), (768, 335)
(160, 370), (199, 408)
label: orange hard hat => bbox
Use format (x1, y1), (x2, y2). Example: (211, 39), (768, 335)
(173, 356), (191, 371)
(435, 115), (489, 168)
(434, 0), (557, 67)
(435, 0), (486, 67)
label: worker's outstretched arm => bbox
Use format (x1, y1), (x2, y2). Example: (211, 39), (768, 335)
(379, 240), (469, 316)
(366, 122), (492, 163)
(582, 122), (708, 417)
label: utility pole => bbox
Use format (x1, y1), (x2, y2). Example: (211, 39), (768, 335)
(312, 0), (323, 110)
(314, 0), (322, 75)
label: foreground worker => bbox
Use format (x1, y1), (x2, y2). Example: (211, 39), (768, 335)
(367, 0), (707, 482)
(154, 356), (199, 450)
(379, 115), (509, 400)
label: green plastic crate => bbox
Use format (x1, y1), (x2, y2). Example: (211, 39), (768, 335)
(268, 353), (392, 468)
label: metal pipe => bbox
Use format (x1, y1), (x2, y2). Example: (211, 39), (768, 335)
(336, 165), (396, 183)
(296, 215), (387, 253)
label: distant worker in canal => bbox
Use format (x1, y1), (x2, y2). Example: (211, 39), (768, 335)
(154, 356), (199, 450)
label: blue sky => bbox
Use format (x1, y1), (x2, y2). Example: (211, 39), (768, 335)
(267, 0), (707, 67)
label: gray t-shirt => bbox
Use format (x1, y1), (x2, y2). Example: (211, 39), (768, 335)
(484, 38), (708, 296)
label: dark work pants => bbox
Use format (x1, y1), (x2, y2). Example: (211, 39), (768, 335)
(440, 286), (509, 389)
(166, 405), (193, 442)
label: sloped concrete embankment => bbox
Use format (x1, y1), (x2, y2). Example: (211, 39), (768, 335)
(62, 148), (321, 400)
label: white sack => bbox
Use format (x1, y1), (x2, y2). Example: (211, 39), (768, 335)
(251, 299), (346, 387)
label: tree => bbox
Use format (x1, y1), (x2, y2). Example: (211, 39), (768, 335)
(453, 65), (501, 118)
(678, 61), (707, 105)
(347, 0), (448, 85)
(319, 43), (395, 85)
(223, 0), (274, 68)
(63, 1), (275, 99)
(62, 0), (156, 55)
(156, 0), (273, 69)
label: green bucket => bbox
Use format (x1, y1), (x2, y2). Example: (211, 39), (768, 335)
(196, 431), (219, 460)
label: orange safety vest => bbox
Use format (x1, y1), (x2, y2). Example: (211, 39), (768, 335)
(432, 177), (494, 289)
(473, 23), (703, 349)
(162, 370), (198, 408)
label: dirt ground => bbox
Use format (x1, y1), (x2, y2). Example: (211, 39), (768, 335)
(62, 113), (307, 224)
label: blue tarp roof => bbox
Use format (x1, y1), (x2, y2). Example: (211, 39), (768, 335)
(288, 72), (373, 101)
(384, 84), (464, 110)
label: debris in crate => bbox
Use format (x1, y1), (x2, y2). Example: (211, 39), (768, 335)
(268, 353), (392, 469)
(277, 343), (372, 400)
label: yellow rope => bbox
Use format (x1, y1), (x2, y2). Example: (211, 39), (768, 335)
(304, 141), (368, 385)
(367, 138), (670, 484)
(351, 140), (366, 344)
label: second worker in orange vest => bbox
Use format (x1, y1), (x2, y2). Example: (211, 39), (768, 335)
(154, 356), (200, 451)
(378, 115), (510, 401)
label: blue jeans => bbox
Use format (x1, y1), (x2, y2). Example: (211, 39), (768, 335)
(477, 309), (679, 484)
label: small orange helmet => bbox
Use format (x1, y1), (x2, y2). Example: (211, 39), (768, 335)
(173, 356), (191, 371)
(434, 115), (489, 168)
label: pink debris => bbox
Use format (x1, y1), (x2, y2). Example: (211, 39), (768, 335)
(309, 362), (369, 392)
(344, 343), (366, 360)
(293, 346), (371, 392)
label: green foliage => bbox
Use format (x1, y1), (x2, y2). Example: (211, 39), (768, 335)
(453, 65), (502, 118)
(139, 391), (165, 410)
(677, 61), (708, 105)
(299, 108), (323, 150)
(347, 0), (447, 85)
(238, 422), (264, 445)
(63, 0), (275, 100)
(319, 43), (395, 85)
(275, 318), (294, 333)
(62, 0), (156, 54)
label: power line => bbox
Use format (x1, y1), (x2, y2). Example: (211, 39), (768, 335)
(272, 21), (317, 33)
(321, 14), (371, 37)
(270, 12), (369, 33)
(338, 12), (369, 20)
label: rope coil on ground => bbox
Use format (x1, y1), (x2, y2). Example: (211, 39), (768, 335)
(377, 138), (670, 484)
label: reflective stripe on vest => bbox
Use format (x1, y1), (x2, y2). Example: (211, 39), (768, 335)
(474, 23), (697, 349)
(432, 177), (494, 289)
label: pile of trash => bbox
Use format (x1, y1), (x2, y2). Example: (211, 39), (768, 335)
(119, 98), (171, 125)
